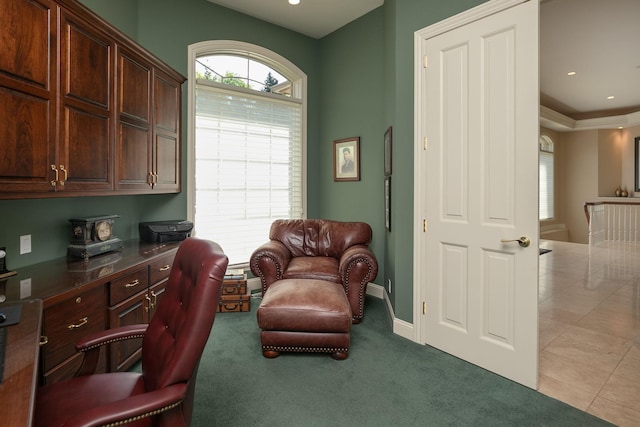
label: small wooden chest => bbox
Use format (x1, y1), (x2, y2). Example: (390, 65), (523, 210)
(221, 281), (247, 296)
(217, 294), (251, 312)
(217, 275), (250, 312)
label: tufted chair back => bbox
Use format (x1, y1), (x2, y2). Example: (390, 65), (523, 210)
(269, 219), (373, 258)
(141, 238), (228, 421)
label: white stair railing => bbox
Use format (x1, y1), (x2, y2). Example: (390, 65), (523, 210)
(585, 202), (640, 245)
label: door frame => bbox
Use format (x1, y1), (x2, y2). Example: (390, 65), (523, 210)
(412, 0), (533, 343)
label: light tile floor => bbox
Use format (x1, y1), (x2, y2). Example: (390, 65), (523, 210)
(538, 240), (640, 427)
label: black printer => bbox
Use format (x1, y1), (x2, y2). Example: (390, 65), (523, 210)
(139, 220), (193, 243)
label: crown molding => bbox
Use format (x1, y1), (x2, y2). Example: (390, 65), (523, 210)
(540, 105), (640, 132)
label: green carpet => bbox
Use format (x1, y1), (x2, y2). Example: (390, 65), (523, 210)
(191, 295), (612, 427)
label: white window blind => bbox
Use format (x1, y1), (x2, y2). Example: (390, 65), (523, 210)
(539, 136), (554, 221)
(195, 81), (303, 265)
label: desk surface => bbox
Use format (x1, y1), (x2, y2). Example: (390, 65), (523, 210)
(0, 299), (42, 427)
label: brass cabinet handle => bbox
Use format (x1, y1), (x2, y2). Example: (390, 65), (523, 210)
(59, 164), (68, 185)
(51, 165), (58, 187)
(145, 294), (152, 312)
(125, 279), (140, 288)
(150, 290), (157, 309)
(67, 317), (88, 330)
(159, 265), (170, 272)
(40, 335), (49, 346)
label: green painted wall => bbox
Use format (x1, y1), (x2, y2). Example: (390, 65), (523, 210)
(80, 0), (138, 39)
(317, 8), (386, 287)
(2, 0), (489, 323)
(317, 0), (485, 321)
(386, 0), (486, 321)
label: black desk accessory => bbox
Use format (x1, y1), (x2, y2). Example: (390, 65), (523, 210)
(0, 304), (21, 384)
(0, 304), (22, 328)
(0, 327), (5, 382)
(0, 247), (17, 279)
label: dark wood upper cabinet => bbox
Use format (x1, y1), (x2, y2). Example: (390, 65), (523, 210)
(0, 0), (57, 193)
(59, 7), (114, 192)
(115, 47), (152, 191)
(152, 70), (181, 192)
(0, 0), (185, 199)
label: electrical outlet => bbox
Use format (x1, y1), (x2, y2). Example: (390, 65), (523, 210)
(20, 234), (32, 255)
(387, 279), (392, 294)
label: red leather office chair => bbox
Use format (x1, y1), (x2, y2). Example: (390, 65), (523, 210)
(35, 238), (228, 427)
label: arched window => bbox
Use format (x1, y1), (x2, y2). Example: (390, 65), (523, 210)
(187, 41), (307, 265)
(539, 135), (554, 221)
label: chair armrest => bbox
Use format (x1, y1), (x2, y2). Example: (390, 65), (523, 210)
(250, 240), (292, 295)
(339, 245), (379, 323)
(74, 324), (148, 377)
(62, 383), (187, 427)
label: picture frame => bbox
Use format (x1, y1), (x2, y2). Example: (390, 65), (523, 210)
(384, 126), (392, 176)
(334, 137), (360, 181)
(384, 176), (391, 231)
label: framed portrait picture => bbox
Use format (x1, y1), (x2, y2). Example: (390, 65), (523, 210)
(334, 137), (360, 181)
(384, 126), (392, 176)
(384, 176), (391, 231)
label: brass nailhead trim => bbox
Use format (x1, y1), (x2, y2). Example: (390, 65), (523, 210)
(81, 334), (146, 352)
(263, 345), (348, 354)
(103, 400), (183, 427)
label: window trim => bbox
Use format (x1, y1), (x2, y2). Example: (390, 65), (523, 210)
(186, 40), (308, 228)
(539, 134), (554, 221)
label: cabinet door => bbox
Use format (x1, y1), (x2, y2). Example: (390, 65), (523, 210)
(115, 47), (153, 191)
(108, 291), (146, 372)
(148, 252), (174, 319)
(58, 7), (114, 192)
(153, 70), (181, 192)
(0, 0), (57, 193)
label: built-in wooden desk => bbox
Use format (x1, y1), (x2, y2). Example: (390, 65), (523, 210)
(0, 299), (42, 426)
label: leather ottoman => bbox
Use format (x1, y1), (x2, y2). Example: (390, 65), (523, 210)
(257, 278), (352, 360)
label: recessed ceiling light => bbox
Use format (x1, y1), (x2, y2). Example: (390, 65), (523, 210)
(607, 95), (615, 100)
(567, 71), (576, 76)
(289, 0), (300, 4)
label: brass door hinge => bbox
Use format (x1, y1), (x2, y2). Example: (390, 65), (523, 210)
(422, 301), (426, 315)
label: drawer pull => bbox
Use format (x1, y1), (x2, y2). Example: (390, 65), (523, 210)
(67, 317), (88, 330)
(150, 290), (157, 309)
(125, 279), (140, 288)
(40, 335), (49, 346)
(159, 265), (170, 272)
(145, 294), (152, 312)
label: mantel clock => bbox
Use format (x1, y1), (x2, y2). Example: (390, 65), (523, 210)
(68, 215), (123, 259)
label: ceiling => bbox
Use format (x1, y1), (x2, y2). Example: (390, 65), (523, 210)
(207, 0), (383, 39)
(208, 0), (640, 129)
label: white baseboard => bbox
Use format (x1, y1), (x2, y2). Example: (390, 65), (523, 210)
(367, 283), (417, 343)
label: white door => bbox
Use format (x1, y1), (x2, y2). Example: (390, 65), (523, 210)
(415, 0), (539, 388)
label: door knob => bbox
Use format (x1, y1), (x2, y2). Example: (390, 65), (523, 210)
(501, 236), (531, 247)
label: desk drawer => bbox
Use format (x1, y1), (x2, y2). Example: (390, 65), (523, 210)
(110, 267), (148, 305)
(149, 254), (175, 284)
(42, 285), (106, 372)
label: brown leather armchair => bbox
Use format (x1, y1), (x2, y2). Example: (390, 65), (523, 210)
(34, 238), (228, 427)
(250, 219), (378, 323)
